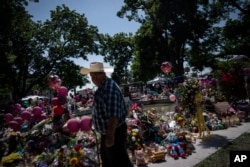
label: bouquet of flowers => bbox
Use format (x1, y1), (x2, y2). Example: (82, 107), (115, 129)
(55, 144), (84, 167)
(128, 102), (143, 119)
(177, 77), (200, 114)
(214, 61), (246, 102)
(127, 125), (144, 151)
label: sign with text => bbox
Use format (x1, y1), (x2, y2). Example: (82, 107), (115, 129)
(230, 151), (250, 167)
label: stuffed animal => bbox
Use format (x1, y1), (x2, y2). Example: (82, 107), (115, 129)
(237, 110), (248, 122)
(143, 145), (152, 163)
(135, 149), (148, 166)
(166, 131), (186, 159)
(184, 134), (196, 155)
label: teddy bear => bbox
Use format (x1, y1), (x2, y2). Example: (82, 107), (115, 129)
(135, 149), (148, 166)
(184, 133), (196, 155)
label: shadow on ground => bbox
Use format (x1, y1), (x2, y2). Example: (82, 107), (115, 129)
(196, 134), (230, 148)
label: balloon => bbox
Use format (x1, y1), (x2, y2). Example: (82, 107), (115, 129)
(27, 114), (36, 123)
(38, 113), (47, 121)
(169, 94), (176, 102)
(15, 103), (22, 110)
(33, 106), (42, 116)
(8, 120), (20, 131)
(5, 113), (13, 123)
(53, 105), (64, 115)
(21, 111), (32, 120)
(57, 96), (67, 105)
(51, 97), (59, 106)
(80, 116), (92, 132)
(48, 75), (61, 90)
(14, 117), (23, 125)
(57, 86), (68, 97)
(161, 61), (172, 74)
(67, 118), (80, 133)
(13, 103), (22, 114)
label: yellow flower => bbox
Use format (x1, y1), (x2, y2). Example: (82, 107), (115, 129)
(69, 157), (79, 166)
(176, 116), (184, 121)
(76, 148), (84, 157)
(131, 131), (136, 136)
(1, 153), (22, 164)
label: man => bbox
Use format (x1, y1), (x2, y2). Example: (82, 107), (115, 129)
(80, 62), (133, 167)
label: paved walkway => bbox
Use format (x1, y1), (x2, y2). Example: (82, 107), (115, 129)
(147, 121), (250, 167)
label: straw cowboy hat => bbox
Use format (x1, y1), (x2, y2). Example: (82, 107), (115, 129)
(80, 62), (113, 75)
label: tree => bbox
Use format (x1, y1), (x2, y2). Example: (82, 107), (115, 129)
(99, 33), (134, 84)
(117, 0), (233, 81)
(0, 2), (100, 100)
(0, 0), (35, 100)
(221, 0), (250, 58)
(33, 5), (100, 91)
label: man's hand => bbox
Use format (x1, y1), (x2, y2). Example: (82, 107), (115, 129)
(105, 133), (115, 147)
(105, 117), (118, 147)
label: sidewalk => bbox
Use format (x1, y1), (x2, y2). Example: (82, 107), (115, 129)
(148, 121), (250, 167)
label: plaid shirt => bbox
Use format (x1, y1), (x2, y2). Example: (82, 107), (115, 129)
(92, 78), (128, 133)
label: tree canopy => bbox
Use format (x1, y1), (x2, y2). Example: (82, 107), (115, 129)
(0, 1), (100, 100)
(1, 0), (250, 101)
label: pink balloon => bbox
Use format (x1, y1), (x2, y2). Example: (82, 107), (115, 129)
(33, 106), (42, 116)
(21, 111), (32, 120)
(27, 114), (36, 123)
(14, 117), (23, 125)
(8, 120), (20, 131)
(80, 116), (92, 132)
(15, 103), (22, 110)
(169, 94), (176, 102)
(38, 113), (47, 121)
(161, 61), (172, 74)
(57, 86), (68, 97)
(51, 97), (59, 106)
(5, 113), (13, 123)
(48, 75), (62, 90)
(57, 96), (67, 105)
(67, 118), (80, 133)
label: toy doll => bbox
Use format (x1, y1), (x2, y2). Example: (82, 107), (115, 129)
(135, 149), (148, 166)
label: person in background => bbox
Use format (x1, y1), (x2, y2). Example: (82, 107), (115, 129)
(123, 86), (133, 108)
(80, 62), (133, 167)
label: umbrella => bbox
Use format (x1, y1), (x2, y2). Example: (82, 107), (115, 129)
(147, 77), (171, 85)
(230, 55), (249, 63)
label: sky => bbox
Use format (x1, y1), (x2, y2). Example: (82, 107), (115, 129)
(26, 0), (140, 88)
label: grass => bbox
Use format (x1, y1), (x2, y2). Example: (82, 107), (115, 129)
(193, 132), (250, 167)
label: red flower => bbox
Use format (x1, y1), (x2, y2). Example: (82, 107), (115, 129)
(74, 144), (82, 152)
